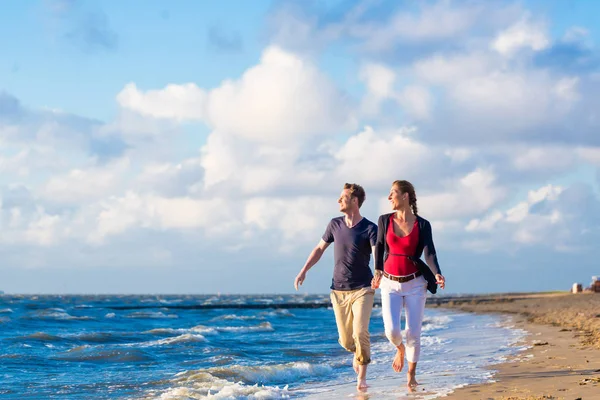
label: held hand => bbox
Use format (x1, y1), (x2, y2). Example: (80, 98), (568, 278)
(294, 271), (306, 291)
(371, 271), (382, 289)
(435, 274), (446, 289)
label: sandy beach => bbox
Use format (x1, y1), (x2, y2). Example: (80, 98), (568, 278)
(432, 292), (600, 399)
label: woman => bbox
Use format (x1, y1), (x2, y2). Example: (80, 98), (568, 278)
(371, 180), (445, 391)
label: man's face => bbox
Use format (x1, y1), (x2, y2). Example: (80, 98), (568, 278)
(338, 189), (356, 213)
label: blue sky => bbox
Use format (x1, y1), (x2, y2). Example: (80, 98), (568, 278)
(1, 0), (600, 294)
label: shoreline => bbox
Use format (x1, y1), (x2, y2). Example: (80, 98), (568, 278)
(432, 292), (600, 399)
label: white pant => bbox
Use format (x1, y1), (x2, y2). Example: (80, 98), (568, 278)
(380, 275), (427, 363)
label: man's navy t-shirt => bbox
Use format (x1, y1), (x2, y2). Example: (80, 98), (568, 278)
(322, 217), (378, 291)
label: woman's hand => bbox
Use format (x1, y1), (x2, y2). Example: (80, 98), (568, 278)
(371, 271), (382, 289)
(435, 274), (446, 289)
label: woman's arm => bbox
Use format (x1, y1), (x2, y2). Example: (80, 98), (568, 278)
(423, 221), (442, 276)
(374, 215), (385, 272)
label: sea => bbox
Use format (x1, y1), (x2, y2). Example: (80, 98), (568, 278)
(0, 294), (528, 399)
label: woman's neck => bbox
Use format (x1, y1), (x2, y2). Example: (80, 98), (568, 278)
(394, 207), (413, 222)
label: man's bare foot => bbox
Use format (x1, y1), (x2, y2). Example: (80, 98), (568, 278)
(357, 378), (368, 391)
(352, 357), (359, 374)
(356, 363), (368, 391)
(407, 373), (418, 392)
(392, 343), (405, 372)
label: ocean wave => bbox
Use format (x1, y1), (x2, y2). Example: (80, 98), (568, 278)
(206, 362), (331, 384)
(211, 314), (265, 321)
(421, 335), (451, 347)
(150, 382), (289, 400)
(71, 332), (120, 343)
(422, 315), (452, 332)
(0, 308), (13, 313)
(137, 334), (207, 347)
(54, 345), (152, 363)
(125, 311), (179, 319)
(23, 309), (94, 321)
(216, 322), (274, 333)
(144, 322), (273, 337)
(259, 309), (294, 318)
(12, 332), (63, 342)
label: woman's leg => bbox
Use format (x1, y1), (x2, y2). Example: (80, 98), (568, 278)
(380, 278), (405, 372)
(403, 277), (427, 389)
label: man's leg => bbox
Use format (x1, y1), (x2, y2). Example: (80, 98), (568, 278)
(330, 290), (355, 355)
(351, 287), (375, 390)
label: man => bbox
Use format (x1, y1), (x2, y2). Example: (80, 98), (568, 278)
(294, 183), (378, 391)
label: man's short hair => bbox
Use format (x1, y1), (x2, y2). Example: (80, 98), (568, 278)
(344, 183), (366, 208)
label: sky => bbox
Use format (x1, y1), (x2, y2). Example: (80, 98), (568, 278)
(1, 0), (600, 294)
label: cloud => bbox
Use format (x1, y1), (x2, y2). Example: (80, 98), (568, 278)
(117, 83), (207, 121)
(491, 17), (549, 56)
(464, 183), (600, 252)
(268, 0), (521, 59)
(359, 63), (396, 116)
(119, 46), (356, 143)
(418, 168), (508, 221)
(41, 158), (130, 204)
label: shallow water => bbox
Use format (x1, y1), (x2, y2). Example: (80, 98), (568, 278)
(0, 295), (526, 399)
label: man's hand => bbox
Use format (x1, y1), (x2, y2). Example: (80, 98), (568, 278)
(294, 270), (307, 291)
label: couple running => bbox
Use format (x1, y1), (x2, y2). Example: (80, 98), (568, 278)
(294, 181), (445, 391)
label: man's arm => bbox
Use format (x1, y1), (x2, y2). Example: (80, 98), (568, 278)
(294, 239), (331, 290)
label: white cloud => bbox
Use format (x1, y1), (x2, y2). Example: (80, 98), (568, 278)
(208, 46), (355, 142)
(84, 192), (239, 244)
(117, 46), (355, 144)
(350, 1), (487, 51)
(244, 196), (333, 243)
(397, 85), (432, 120)
(491, 17), (549, 56)
(41, 158), (130, 204)
(359, 63), (396, 115)
(333, 126), (434, 189)
(414, 53), (493, 85)
(511, 146), (577, 172)
(419, 168), (507, 220)
(117, 83), (206, 121)
(465, 184), (570, 249)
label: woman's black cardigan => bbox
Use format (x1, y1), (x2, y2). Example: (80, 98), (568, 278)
(374, 213), (442, 294)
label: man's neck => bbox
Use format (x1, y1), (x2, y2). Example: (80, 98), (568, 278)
(343, 211), (363, 227)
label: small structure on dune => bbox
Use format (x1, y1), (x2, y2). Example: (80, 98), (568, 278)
(573, 276), (600, 293)
(593, 276), (600, 293)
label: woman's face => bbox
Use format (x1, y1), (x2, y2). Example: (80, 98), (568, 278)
(388, 185), (407, 210)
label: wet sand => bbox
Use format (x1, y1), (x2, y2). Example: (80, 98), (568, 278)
(432, 292), (600, 399)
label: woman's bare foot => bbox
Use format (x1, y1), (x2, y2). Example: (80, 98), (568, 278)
(392, 343), (405, 372)
(407, 372), (418, 392)
(356, 364), (368, 391)
(353, 357), (359, 374)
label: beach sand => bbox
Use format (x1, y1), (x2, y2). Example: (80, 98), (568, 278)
(433, 292), (600, 399)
